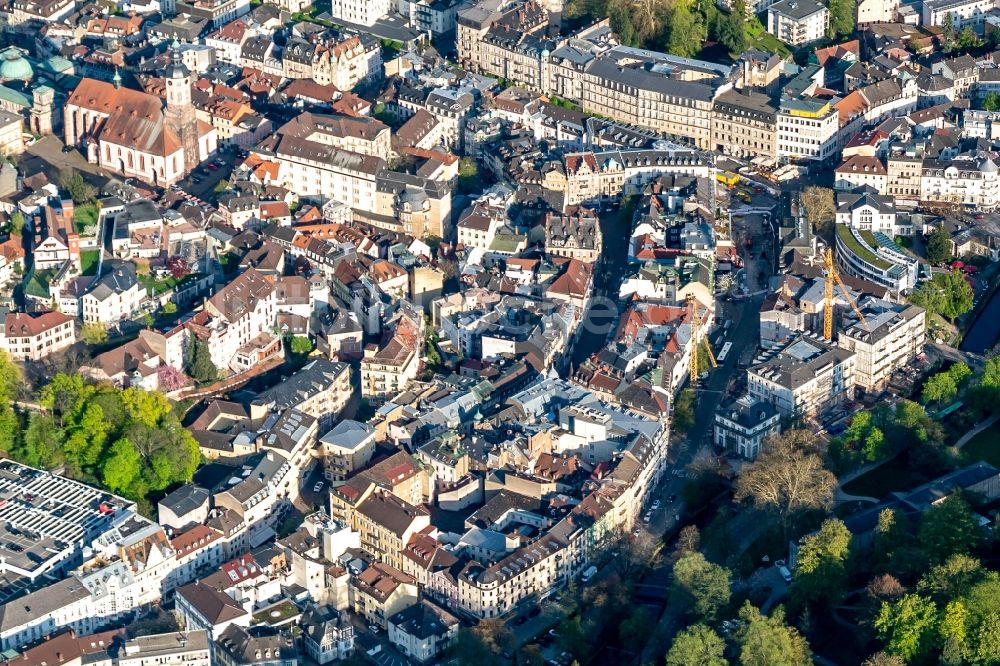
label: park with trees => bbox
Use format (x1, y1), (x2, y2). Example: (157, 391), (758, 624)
(0, 352), (200, 515)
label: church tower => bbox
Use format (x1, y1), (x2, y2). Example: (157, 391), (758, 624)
(164, 44), (200, 175)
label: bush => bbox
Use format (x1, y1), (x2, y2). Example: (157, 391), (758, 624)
(289, 336), (313, 355)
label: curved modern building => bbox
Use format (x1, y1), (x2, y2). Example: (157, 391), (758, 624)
(834, 223), (919, 293)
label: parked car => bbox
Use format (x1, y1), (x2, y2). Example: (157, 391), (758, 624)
(313, 481), (324, 492)
(778, 565), (793, 583)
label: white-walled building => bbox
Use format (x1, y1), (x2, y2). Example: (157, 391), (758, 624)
(767, 0), (829, 45)
(748, 334), (856, 419)
(837, 300), (926, 392)
(329, 0), (391, 25)
(776, 97), (839, 161)
(836, 189), (897, 235)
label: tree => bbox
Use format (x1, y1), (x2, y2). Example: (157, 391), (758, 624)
(0, 351), (24, 404)
(792, 518), (853, 607)
(862, 653), (905, 666)
(984, 92), (1000, 112)
(926, 224), (954, 263)
(290, 336), (313, 355)
(0, 405), (19, 457)
(162, 302), (178, 315)
(918, 554), (985, 602)
(80, 322), (109, 345)
(102, 437), (142, 494)
(717, 1), (748, 53)
(800, 187), (836, 234)
(734, 429), (837, 536)
(608, 0), (638, 45)
(156, 365), (188, 392)
(666, 4), (706, 58)
(909, 270), (974, 322)
(609, 530), (661, 579)
(922, 371), (959, 405)
(875, 594), (938, 662)
(958, 26), (983, 49)
(121, 388), (172, 428)
(939, 599), (969, 664)
(57, 169), (97, 203)
(828, 0), (856, 37)
(918, 494), (982, 563)
(867, 574), (906, 603)
(674, 388), (696, 431)
(40, 373), (92, 426)
(555, 617), (588, 663)
(457, 157), (480, 194)
(186, 338), (220, 384)
(448, 627), (496, 666)
(9, 210), (23, 237)
(618, 607), (654, 646)
(214, 179), (230, 194)
(16, 413), (63, 468)
(672, 552), (732, 621)
(666, 624), (727, 666)
(942, 12), (957, 51)
(676, 525), (701, 556)
(873, 508), (919, 575)
(63, 402), (108, 471)
(736, 603), (812, 666)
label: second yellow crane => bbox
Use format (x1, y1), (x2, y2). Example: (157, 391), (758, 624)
(687, 294), (717, 383)
(823, 248), (871, 341)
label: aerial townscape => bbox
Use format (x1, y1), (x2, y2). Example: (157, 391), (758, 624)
(2, 0), (1000, 662)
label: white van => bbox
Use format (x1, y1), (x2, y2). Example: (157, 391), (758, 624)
(581, 565), (597, 583)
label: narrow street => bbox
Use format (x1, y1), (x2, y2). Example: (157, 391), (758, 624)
(569, 199), (636, 368)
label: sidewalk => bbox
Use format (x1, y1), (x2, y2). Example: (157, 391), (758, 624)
(956, 413), (1000, 449)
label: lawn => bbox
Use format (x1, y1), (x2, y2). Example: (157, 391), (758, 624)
(841, 458), (925, 499)
(25, 268), (55, 299)
(139, 273), (194, 296)
(745, 18), (792, 57)
(80, 250), (100, 276)
(252, 600), (301, 626)
(73, 203), (100, 234)
(961, 423), (1000, 468)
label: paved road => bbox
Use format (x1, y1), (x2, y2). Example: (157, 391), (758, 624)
(569, 201), (634, 368)
(956, 413), (1000, 449)
(24, 136), (110, 186)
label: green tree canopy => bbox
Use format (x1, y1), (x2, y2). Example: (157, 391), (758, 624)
(666, 624), (727, 666)
(792, 518), (853, 607)
(102, 437), (141, 494)
(875, 594), (938, 662)
(674, 388), (696, 431)
(909, 270), (974, 322)
(290, 336), (313, 355)
(828, 0), (856, 37)
(926, 224), (953, 263)
(666, 4), (707, 57)
(918, 554), (985, 603)
(672, 551), (732, 621)
(186, 338), (219, 384)
(918, 494), (982, 563)
(736, 603), (812, 666)
(0, 351), (23, 404)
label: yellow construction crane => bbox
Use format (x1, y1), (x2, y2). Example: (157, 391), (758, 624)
(823, 248), (871, 341)
(688, 294), (717, 383)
